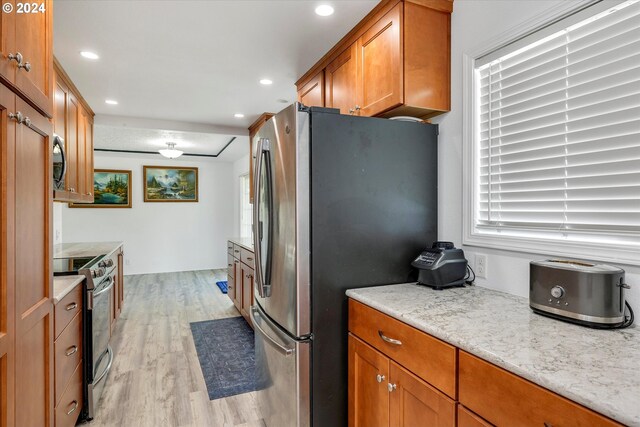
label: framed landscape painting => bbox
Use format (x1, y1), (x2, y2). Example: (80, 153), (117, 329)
(70, 169), (132, 208)
(144, 166), (198, 202)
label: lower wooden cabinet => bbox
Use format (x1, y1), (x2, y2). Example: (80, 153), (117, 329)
(348, 334), (455, 427)
(458, 351), (621, 427)
(226, 241), (255, 327)
(53, 281), (84, 427)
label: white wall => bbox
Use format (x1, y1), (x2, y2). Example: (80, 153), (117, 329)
(232, 154), (250, 237)
(58, 152), (235, 275)
(432, 0), (640, 310)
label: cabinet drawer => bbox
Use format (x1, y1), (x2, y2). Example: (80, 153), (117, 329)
(459, 351), (621, 427)
(232, 244), (241, 258)
(457, 405), (492, 427)
(240, 247), (254, 268)
(348, 299), (457, 398)
(227, 254), (235, 278)
(228, 274), (235, 301)
(55, 362), (83, 427)
(55, 283), (83, 338)
(54, 312), (83, 405)
(227, 241), (234, 255)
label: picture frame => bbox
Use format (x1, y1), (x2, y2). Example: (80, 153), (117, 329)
(69, 169), (132, 208)
(143, 166), (199, 202)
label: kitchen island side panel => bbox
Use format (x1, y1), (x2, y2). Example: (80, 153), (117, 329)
(309, 110), (438, 426)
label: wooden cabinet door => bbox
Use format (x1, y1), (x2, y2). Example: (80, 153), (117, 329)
(457, 405), (492, 427)
(233, 260), (241, 310)
(357, 3), (403, 117)
(13, 0), (53, 116)
(325, 43), (358, 115)
(388, 361), (455, 427)
(297, 71), (324, 108)
(348, 334), (389, 427)
(84, 112), (94, 202)
(0, 81), (16, 427)
(65, 93), (78, 197)
(241, 264), (254, 318)
(117, 251), (124, 313)
(0, 1), (16, 85)
(75, 106), (86, 199)
(14, 96), (53, 427)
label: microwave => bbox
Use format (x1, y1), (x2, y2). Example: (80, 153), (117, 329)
(52, 134), (66, 190)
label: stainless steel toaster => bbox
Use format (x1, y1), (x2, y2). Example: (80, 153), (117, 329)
(530, 259), (632, 328)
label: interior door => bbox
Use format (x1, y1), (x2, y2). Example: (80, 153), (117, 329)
(253, 104), (310, 338)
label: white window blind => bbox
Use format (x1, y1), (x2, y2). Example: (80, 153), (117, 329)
(474, 0), (640, 244)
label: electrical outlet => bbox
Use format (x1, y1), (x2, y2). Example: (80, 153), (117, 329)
(54, 229), (61, 242)
(125, 258), (131, 266)
(475, 254), (487, 279)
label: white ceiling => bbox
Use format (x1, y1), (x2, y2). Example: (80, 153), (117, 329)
(53, 0), (377, 161)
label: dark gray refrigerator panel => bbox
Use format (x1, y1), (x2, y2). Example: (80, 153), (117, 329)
(309, 109), (438, 426)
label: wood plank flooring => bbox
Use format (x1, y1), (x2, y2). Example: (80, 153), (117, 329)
(82, 270), (265, 427)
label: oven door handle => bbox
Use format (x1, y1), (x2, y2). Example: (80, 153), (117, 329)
(93, 276), (114, 298)
(94, 346), (114, 385)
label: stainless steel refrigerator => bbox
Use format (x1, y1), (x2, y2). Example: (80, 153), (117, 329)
(250, 103), (438, 427)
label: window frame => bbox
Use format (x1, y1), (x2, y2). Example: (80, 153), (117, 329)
(240, 172), (252, 240)
(462, 0), (640, 266)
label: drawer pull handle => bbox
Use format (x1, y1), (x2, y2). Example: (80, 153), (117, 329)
(544, 423), (553, 427)
(376, 374), (385, 383)
(66, 346), (78, 356)
(387, 383), (397, 392)
(67, 400), (79, 415)
(246, 257), (253, 261)
(65, 302), (78, 311)
(378, 330), (402, 346)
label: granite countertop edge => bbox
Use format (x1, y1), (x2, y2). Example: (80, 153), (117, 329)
(228, 237), (254, 252)
(53, 275), (84, 304)
(53, 241), (124, 259)
(346, 285), (638, 426)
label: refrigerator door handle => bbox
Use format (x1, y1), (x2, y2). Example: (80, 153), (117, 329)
(253, 137), (264, 298)
(251, 306), (293, 356)
(254, 137), (273, 298)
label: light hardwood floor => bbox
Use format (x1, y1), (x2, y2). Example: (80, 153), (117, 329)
(83, 269), (265, 427)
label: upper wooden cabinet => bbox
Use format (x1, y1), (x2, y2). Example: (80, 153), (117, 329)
(248, 113), (274, 204)
(325, 44), (358, 115)
(0, 0), (53, 117)
(297, 0), (452, 119)
(53, 59), (95, 203)
(297, 70), (324, 108)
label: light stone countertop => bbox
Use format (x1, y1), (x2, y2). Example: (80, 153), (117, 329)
(346, 283), (640, 426)
(53, 241), (123, 259)
(53, 275), (84, 304)
(228, 237), (253, 252)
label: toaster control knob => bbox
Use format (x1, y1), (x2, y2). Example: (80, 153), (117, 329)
(550, 285), (565, 299)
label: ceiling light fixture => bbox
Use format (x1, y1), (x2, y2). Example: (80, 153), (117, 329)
(159, 142), (183, 159)
(234, 113), (245, 118)
(315, 4), (334, 16)
(105, 99), (118, 105)
(80, 51), (99, 60)
(259, 79), (273, 85)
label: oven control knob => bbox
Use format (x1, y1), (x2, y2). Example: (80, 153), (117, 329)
(93, 268), (106, 278)
(550, 285), (565, 299)
(105, 259), (114, 267)
(98, 261), (106, 268)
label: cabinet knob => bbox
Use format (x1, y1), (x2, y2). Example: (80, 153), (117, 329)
(18, 61), (31, 72)
(387, 383), (397, 392)
(7, 52), (30, 72)
(376, 374), (385, 383)
(23, 116), (31, 127)
(355, 105), (361, 111)
(8, 111), (24, 124)
(349, 108), (355, 115)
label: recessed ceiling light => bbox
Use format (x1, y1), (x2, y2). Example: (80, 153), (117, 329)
(234, 113), (245, 118)
(315, 5), (334, 16)
(80, 51), (99, 60)
(260, 79), (273, 85)
(105, 99), (118, 105)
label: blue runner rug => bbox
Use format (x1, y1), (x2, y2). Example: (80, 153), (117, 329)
(215, 280), (228, 294)
(190, 316), (256, 400)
